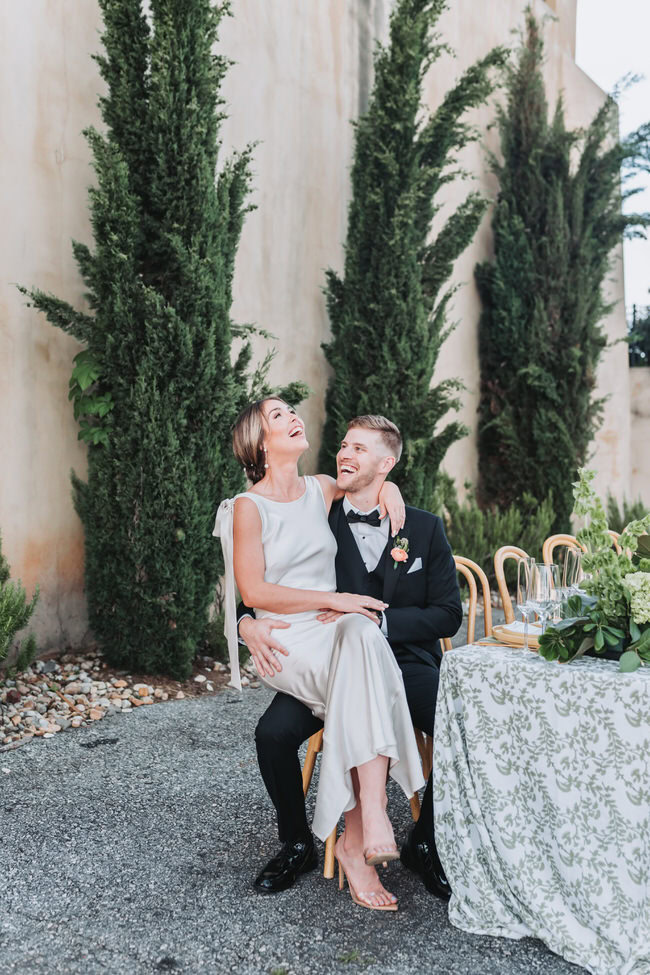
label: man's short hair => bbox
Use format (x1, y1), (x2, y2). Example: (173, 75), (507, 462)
(346, 415), (402, 462)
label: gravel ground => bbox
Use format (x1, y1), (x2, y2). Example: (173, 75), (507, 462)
(1, 612), (582, 975)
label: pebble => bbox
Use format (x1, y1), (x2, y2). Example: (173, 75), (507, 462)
(0, 644), (239, 749)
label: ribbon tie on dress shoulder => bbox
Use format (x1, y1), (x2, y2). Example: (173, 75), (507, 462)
(213, 498), (241, 692)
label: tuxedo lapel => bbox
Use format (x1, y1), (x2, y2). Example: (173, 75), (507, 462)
(382, 516), (409, 605)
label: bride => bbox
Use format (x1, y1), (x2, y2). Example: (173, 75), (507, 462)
(215, 397), (424, 911)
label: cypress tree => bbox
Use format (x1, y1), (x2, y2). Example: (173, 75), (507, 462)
(20, 0), (286, 677)
(319, 0), (506, 511)
(476, 10), (650, 531)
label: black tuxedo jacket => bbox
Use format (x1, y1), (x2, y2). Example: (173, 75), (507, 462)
(238, 498), (462, 669)
(329, 500), (461, 666)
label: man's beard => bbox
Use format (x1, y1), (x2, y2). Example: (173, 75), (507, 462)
(338, 467), (378, 494)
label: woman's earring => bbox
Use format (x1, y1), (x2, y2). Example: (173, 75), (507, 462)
(263, 446), (269, 470)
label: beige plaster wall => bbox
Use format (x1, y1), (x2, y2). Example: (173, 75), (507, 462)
(630, 368), (650, 507)
(0, 0), (630, 648)
(0, 0), (99, 649)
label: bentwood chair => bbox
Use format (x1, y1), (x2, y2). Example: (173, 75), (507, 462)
(412, 555), (492, 822)
(494, 545), (530, 623)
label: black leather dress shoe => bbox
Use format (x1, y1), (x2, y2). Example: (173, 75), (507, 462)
(400, 828), (451, 900)
(254, 835), (318, 894)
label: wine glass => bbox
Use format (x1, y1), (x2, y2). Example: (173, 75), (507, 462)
(515, 556), (536, 650)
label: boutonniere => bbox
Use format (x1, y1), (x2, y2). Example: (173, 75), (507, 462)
(391, 535), (409, 569)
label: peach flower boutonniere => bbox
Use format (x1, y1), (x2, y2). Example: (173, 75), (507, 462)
(391, 535), (409, 570)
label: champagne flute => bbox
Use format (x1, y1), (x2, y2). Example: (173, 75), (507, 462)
(515, 556), (536, 650)
(528, 563), (558, 635)
(563, 548), (582, 598)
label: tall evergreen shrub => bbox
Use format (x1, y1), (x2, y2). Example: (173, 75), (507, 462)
(319, 0), (506, 511)
(21, 0), (287, 677)
(477, 10), (650, 531)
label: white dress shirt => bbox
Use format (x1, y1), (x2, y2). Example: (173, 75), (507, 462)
(342, 497), (390, 636)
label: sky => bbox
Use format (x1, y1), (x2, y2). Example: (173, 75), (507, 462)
(576, 0), (650, 313)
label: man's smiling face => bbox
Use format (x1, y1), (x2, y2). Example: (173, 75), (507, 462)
(336, 426), (395, 493)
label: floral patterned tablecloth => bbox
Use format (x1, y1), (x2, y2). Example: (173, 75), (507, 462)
(433, 644), (650, 975)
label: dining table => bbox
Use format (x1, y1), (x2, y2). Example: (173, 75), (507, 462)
(433, 642), (650, 975)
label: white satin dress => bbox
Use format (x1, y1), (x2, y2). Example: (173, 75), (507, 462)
(214, 476), (424, 841)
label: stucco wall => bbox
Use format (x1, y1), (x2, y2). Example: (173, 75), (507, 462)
(630, 368), (650, 507)
(0, 0), (630, 648)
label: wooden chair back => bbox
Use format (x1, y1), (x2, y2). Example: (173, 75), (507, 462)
(442, 555), (493, 652)
(542, 533), (587, 566)
(494, 545), (530, 623)
(608, 530), (622, 554)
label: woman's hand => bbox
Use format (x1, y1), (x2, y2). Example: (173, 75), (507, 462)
(328, 592), (387, 620)
(378, 480), (405, 536)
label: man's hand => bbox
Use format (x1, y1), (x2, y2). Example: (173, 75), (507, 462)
(316, 610), (379, 625)
(239, 617), (291, 678)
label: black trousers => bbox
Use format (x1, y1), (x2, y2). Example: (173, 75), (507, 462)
(254, 651), (439, 844)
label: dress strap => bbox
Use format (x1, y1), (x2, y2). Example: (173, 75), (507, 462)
(212, 497), (242, 692)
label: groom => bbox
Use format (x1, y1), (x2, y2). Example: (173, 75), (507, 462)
(238, 415), (462, 898)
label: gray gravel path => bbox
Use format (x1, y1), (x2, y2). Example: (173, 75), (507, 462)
(1, 631), (583, 975)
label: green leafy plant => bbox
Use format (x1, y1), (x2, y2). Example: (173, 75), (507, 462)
(440, 477), (554, 589)
(318, 0), (507, 511)
(606, 492), (649, 534)
(538, 469), (650, 671)
(0, 532), (38, 671)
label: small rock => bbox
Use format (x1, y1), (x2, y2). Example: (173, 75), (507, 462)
(129, 697), (143, 707)
(194, 675), (207, 683)
(136, 686), (149, 698)
(64, 681), (82, 695)
(41, 660), (59, 674)
(54, 717), (71, 730)
(153, 688), (163, 699)
(175, 691), (185, 700)
(206, 682), (214, 692)
(88, 709), (104, 721)
(240, 676), (250, 687)
(113, 679), (128, 689)
(43, 733), (54, 739)
(140, 696), (153, 705)
(161, 692), (169, 702)
(5, 689), (21, 704)
(250, 681), (260, 689)
(70, 718), (83, 728)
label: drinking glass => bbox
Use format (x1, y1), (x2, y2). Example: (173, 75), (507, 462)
(563, 548), (582, 596)
(515, 556), (536, 650)
(528, 563), (560, 634)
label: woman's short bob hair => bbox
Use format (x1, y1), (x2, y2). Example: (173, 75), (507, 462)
(232, 397), (290, 484)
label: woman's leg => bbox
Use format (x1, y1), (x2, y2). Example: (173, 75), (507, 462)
(355, 755), (397, 858)
(335, 768), (397, 908)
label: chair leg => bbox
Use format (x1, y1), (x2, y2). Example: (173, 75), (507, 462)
(409, 793), (421, 822)
(323, 827), (337, 878)
(302, 730), (323, 796)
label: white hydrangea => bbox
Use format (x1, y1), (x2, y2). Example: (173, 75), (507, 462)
(624, 572), (650, 625)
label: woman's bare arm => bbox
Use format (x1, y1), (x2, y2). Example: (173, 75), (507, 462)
(233, 497), (385, 618)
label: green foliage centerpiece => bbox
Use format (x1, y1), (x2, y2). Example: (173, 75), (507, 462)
(538, 470), (650, 673)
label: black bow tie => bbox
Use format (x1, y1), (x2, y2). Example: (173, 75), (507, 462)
(346, 509), (381, 527)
